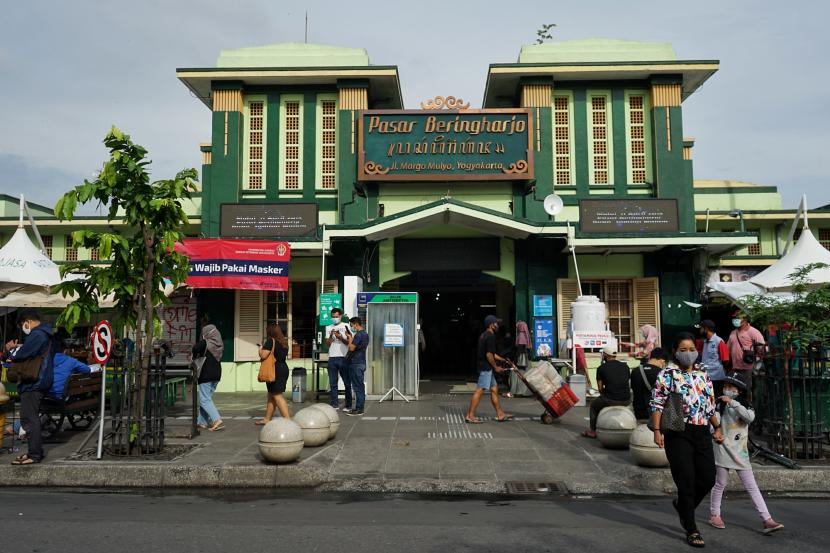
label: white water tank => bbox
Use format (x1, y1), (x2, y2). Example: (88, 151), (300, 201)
(571, 295), (606, 332)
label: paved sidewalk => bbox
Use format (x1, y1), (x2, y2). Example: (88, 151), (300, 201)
(1, 387), (828, 495)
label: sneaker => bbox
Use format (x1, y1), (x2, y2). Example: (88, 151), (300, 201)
(763, 519), (784, 534)
(709, 515), (726, 529)
(587, 388), (600, 398)
(341, 407), (353, 413)
(346, 409), (364, 417)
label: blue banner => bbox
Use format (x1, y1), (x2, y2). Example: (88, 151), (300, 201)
(533, 319), (555, 358)
(533, 295), (553, 317)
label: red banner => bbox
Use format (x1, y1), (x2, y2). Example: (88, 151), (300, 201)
(175, 239), (290, 291)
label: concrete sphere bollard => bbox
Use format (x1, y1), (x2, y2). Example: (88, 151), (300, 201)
(309, 403), (340, 440)
(294, 407), (332, 447)
(258, 418), (304, 464)
(0, 382), (9, 404)
(629, 423), (669, 467)
(596, 406), (637, 449)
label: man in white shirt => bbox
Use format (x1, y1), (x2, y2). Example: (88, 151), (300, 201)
(325, 307), (353, 411)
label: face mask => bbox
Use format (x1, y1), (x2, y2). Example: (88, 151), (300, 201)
(332, 317), (341, 325)
(723, 390), (739, 399)
(350, 326), (356, 333)
(21, 323), (31, 335)
(675, 351), (698, 368)
(732, 319), (742, 328)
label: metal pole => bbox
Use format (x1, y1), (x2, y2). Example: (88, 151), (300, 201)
(567, 222), (582, 294)
(96, 363), (107, 459)
(320, 223), (327, 286)
(20, 194), (47, 254)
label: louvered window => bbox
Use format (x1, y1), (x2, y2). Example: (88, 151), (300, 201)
(625, 93), (650, 184)
(588, 93), (614, 185)
(42, 235), (53, 259)
(280, 97), (303, 190)
(557, 277), (660, 347)
(819, 229), (830, 251)
(235, 290), (264, 361)
(553, 94), (574, 187)
(243, 98), (267, 190)
(317, 96), (337, 190)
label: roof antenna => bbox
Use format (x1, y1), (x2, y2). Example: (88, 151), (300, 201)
(305, 11), (308, 44)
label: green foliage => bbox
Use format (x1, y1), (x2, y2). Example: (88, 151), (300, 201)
(742, 262), (830, 347)
(535, 23), (556, 44)
(53, 126), (197, 333)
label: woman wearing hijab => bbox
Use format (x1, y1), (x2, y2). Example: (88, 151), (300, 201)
(624, 324), (660, 359)
(192, 324), (224, 431)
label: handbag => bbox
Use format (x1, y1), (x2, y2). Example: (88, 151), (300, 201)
(257, 341), (277, 383)
(6, 354), (45, 384)
(190, 355), (207, 380)
(660, 369), (686, 433)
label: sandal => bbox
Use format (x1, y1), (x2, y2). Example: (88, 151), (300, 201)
(581, 430), (597, 439)
(464, 417), (483, 424)
(686, 532), (705, 548)
(209, 422), (225, 431)
(11, 454), (39, 466)
(496, 414), (515, 422)
(254, 419), (269, 426)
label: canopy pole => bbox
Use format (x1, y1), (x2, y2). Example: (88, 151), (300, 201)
(566, 221), (582, 293)
(21, 194), (48, 255)
(802, 194), (809, 229)
(782, 194), (808, 256)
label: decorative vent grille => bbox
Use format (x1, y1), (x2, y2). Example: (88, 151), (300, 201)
(553, 95), (573, 186)
(819, 229), (830, 251)
(283, 101), (301, 190)
(320, 99), (337, 189)
(590, 95), (610, 184)
(247, 101), (265, 190)
(627, 95), (647, 184)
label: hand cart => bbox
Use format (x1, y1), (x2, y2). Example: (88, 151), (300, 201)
(510, 363), (579, 425)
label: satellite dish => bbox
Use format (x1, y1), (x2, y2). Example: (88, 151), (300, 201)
(543, 194), (564, 216)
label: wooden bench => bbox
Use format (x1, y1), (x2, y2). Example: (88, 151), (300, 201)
(40, 372), (103, 437)
(165, 377), (188, 407)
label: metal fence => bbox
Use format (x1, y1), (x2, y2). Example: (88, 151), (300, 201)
(108, 346), (168, 455)
(757, 341), (829, 460)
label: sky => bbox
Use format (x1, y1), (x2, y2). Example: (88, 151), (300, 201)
(0, 0), (827, 212)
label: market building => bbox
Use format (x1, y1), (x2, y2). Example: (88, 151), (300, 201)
(4, 39), (828, 396)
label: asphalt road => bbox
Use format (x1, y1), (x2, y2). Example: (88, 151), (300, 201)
(0, 490), (826, 553)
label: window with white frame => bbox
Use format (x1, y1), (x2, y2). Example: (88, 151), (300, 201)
(280, 96), (303, 191)
(553, 94), (574, 186)
(625, 93), (650, 185)
(317, 96), (337, 190)
(588, 93), (613, 185)
(243, 98), (266, 190)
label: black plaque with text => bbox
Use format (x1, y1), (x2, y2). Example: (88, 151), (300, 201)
(220, 203), (318, 238)
(579, 199), (679, 233)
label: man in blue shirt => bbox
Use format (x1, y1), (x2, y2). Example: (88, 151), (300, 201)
(9, 310), (56, 465)
(346, 317), (369, 416)
(49, 353), (92, 399)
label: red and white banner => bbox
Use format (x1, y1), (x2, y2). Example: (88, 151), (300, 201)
(175, 239), (290, 291)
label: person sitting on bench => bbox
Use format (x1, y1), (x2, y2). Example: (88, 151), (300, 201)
(48, 353), (92, 400)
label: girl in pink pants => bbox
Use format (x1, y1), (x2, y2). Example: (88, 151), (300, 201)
(709, 377), (784, 534)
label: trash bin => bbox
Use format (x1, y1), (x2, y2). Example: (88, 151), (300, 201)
(291, 368), (307, 404)
(568, 374), (587, 407)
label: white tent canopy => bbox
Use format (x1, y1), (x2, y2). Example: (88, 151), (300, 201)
(707, 226), (830, 305)
(0, 226), (62, 297)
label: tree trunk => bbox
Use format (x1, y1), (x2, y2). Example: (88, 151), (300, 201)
(140, 227), (157, 453)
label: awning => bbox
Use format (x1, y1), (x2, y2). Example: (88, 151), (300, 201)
(175, 239), (291, 291)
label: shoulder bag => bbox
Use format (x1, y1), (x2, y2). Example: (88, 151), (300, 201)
(638, 365), (652, 391)
(190, 355), (207, 380)
(660, 369), (686, 433)
(257, 340), (277, 383)
(6, 354), (44, 384)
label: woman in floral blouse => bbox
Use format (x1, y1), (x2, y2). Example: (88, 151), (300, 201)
(650, 331), (725, 548)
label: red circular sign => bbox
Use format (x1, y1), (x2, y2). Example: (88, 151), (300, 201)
(92, 320), (113, 364)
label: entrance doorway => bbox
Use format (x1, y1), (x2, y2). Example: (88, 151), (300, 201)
(389, 271), (513, 380)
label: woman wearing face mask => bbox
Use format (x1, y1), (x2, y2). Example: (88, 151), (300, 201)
(651, 332), (724, 548)
(708, 377), (784, 534)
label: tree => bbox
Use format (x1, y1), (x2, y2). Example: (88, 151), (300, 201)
(535, 23), (556, 44)
(742, 262), (830, 458)
(54, 127), (197, 452)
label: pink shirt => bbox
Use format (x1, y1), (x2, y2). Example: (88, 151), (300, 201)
(727, 326), (765, 370)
